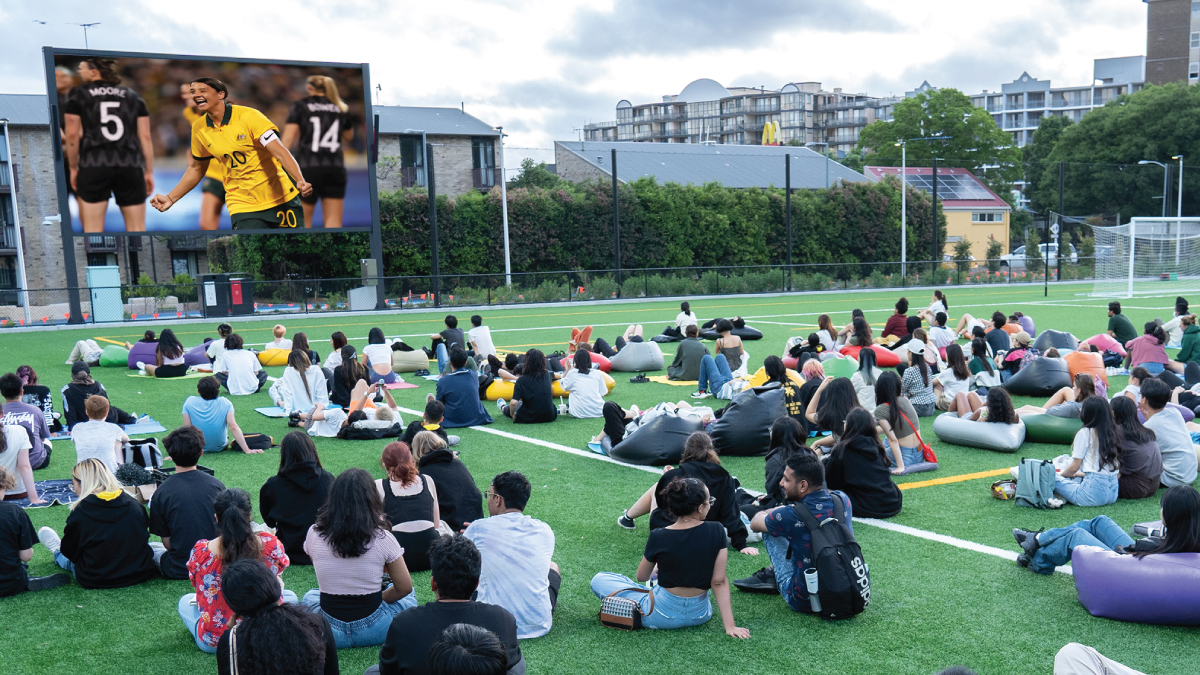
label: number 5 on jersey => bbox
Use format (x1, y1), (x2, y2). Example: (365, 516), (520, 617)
(99, 102), (125, 141)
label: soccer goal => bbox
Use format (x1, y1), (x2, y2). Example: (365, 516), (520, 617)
(1088, 217), (1200, 298)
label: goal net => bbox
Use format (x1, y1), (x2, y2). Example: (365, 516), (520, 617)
(1088, 217), (1200, 298)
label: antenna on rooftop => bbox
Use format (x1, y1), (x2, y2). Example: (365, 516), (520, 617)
(375, 84), (382, 105)
(70, 22), (101, 49)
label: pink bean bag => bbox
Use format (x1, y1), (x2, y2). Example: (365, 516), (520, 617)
(562, 352), (611, 373)
(839, 344), (901, 368)
(1073, 547), (1200, 625)
(127, 341), (158, 369)
(1083, 333), (1127, 356)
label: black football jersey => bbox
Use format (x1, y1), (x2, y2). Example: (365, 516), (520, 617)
(286, 96), (351, 168)
(64, 83), (149, 169)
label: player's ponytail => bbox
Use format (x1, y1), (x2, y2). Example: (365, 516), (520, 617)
(86, 58), (121, 85)
(308, 75), (348, 113)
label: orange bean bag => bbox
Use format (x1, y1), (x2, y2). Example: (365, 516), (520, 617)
(782, 355), (799, 370)
(1064, 350), (1108, 385)
(839, 344), (901, 368)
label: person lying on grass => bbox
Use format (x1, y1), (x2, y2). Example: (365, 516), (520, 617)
(594, 476), (750, 638)
(1015, 373), (1097, 419)
(296, 381), (400, 437)
(65, 338), (133, 367)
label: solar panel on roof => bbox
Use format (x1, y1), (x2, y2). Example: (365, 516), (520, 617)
(902, 173), (994, 200)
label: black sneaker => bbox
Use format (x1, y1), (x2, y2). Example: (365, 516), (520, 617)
(26, 573), (71, 592)
(617, 511), (636, 530)
(733, 566), (778, 594)
(287, 417), (301, 428)
(421, 346), (433, 358)
(1015, 553), (1031, 568)
(1012, 528), (1042, 557)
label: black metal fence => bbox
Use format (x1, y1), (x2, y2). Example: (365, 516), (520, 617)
(0, 257), (1100, 327)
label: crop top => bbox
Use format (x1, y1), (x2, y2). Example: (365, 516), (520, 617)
(643, 521), (726, 590)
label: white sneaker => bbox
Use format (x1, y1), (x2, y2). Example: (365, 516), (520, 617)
(426, 393), (435, 404)
(629, 404), (640, 416)
(38, 527), (61, 554)
(136, 361), (145, 370)
(496, 398), (507, 412)
(447, 435), (461, 446)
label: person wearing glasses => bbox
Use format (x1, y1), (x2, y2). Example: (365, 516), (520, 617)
(462, 471), (560, 639)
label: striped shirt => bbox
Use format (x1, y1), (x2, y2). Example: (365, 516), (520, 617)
(303, 527), (403, 596)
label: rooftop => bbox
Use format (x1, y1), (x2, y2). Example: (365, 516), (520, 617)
(374, 106), (498, 137)
(864, 166), (1010, 209)
(0, 94), (52, 126)
(557, 141), (868, 189)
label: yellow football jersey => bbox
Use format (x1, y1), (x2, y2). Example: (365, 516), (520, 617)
(182, 106), (223, 181)
(190, 104), (298, 214)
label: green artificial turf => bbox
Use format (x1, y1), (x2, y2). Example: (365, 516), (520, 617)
(1, 284), (1197, 675)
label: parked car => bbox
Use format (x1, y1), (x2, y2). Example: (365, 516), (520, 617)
(999, 243), (1078, 269)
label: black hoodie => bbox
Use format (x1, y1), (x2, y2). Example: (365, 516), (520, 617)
(417, 448), (483, 532)
(259, 460), (335, 565)
(825, 435), (903, 519)
(60, 491), (158, 589)
(60, 381), (135, 429)
(649, 460), (747, 550)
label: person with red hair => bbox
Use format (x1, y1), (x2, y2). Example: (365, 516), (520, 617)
(375, 441), (442, 572)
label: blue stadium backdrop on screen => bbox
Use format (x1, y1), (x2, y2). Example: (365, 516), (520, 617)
(43, 48), (376, 235)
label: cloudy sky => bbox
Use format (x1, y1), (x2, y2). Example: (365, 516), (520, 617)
(1, 0), (1146, 166)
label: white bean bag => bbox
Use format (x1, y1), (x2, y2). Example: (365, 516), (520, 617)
(392, 349), (429, 373)
(932, 414), (1026, 453)
(609, 341), (665, 372)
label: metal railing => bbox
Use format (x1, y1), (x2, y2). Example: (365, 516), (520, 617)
(471, 168), (502, 190)
(0, 257), (1107, 327)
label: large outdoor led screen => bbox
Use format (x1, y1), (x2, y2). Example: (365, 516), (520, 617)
(44, 49), (374, 234)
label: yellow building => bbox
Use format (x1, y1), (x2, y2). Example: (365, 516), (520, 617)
(866, 167), (1011, 262)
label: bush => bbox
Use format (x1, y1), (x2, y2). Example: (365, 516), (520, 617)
(699, 271), (722, 295)
(867, 269), (888, 288)
(985, 236), (1003, 272)
(585, 277), (619, 300)
(172, 274), (197, 303)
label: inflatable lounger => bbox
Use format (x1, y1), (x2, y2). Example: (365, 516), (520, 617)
(1002, 358), (1071, 397)
(700, 327), (763, 341)
(932, 414), (1026, 453)
(99, 345), (130, 367)
(606, 414), (705, 466)
(609, 342), (664, 372)
(710, 385), (786, 457)
(484, 372), (616, 401)
(127, 341), (157, 369)
(1032, 329), (1077, 352)
(392, 349), (429, 373)
(1073, 548), (1200, 625)
(1022, 414), (1082, 445)
(839, 344), (902, 368)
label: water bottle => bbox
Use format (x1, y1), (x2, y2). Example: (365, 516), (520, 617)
(804, 568), (821, 613)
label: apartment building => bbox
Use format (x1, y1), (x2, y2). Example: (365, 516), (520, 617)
(374, 106), (501, 196)
(1144, 0), (1200, 85)
(583, 78), (900, 158)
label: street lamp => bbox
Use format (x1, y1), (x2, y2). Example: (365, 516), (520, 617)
(908, 135), (952, 274)
(1173, 154), (1184, 265)
(1137, 159), (1168, 218)
(805, 142), (830, 188)
(895, 140), (907, 277)
(494, 126), (511, 286)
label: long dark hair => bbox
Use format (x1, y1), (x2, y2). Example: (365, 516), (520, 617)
(834, 407), (886, 460)
(278, 431), (322, 473)
(851, 315), (872, 347)
(945, 343), (970, 380)
(763, 355), (788, 386)
(817, 378), (858, 436)
(313, 468), (391, 558)
(856, 347), (878, 386)
(933, 290), (948, 310)
(573, 349), (591, 375)
(368, 327), (386, 345)
(340, 345), (367, 391)
(1144, 321), (1167, 345)
(330, 331), (347, 352)
(221, 559), (327, 675)
(873, 371), (902, 430)
(818, 314), (837, 343)
(521, 349), (547, 379)
(984, 388), (1019, 424)
(970, 338), (994, 375)
(214, 488), (262, 566)
(1073, 373), (1097, 404)
(1135, 486), (1200, 558)
(680, 301), (692, 317)
(287, 350), (313, 403)
(1079, 397), (1121, 471)
(1110, 396), (1156, 445)
(292, 332), (311, 355)
(769, 417), (809, 455)
(157, 328), (184, 360)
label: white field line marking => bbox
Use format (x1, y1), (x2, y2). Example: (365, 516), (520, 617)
(854, 518), (1072, 575)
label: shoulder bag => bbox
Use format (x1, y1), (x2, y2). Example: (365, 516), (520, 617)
(599, 587), (654, 630)
(897, 409), (936, 463)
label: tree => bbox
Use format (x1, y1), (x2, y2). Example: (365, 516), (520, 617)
(1034, 83), (1200, 221)
(855, 88), (1021, 191)
(785, 138), (803, 147)
(1024, 228), (1043, 270)
(507, 158), (561, 190)
(952, 238), (973, 273)
(985, 235), (1003, 272)
(1021, 116), (1073, 213)
(838, 147), (866, 174)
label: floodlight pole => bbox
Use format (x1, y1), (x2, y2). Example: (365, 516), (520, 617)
(897, 141), (907, 278)
(612, 149), (621, 286)
(427, 142), (439, 308)
(1175, 155), (1185, 265)
(496, 127), (511, 286)
(785, 153), (792, 290)
(1057, 161), (1065, 282)
(931, 156), (938, 277)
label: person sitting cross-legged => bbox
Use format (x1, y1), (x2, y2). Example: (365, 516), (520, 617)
(0, 466), (70, 597)
(213, 334), (268, 395)
(496, 350), (557, 425)
(150, 426), (227, 580)
(1140, 377), (1199, 488)
(667, 325), (707, 381)
(69, 395), (128, 474)
(437, 348), (493, 428)
(428, 624), (508, 675)
(182, 376), (258, 455)
(368, 534), (525, 675)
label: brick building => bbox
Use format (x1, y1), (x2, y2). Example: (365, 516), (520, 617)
(1144, 0), (1198, 85)
(374, 106), (501, 197)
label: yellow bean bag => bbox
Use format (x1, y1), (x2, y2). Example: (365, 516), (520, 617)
(484, 372), (616, 401)
(257, 348), (290, 366)
(745, 367), (805, 389)
(392, 349), (430, 373)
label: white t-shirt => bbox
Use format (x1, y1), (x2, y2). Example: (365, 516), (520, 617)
(1144, 408), (1199, 487)
(205, 339), (226, 361)
(927, 300), (946, 316)
(1113, 384), (1141, 403)
(307, 407), (347, 438)
(674, 312), (699, 329)
(70, 420), (126, 474)
(214, 349), (262, 396)
(269, 366), (330, 412)
(362, 343), (393, 370)
(269, 338), (293, 350)
(934, 367), (971, 398)
(560, 369), (608, 418)
(929, 326), (956, 350)
(1162, 314), (1184, 347)
(324, 349), (344, 371)
(851, 369), (882, 409)
(1070, 427), (1119, 474)
(817, 330), (838, 353)
(0, 425), (32, 495)
(464, 512), (556, 639)
(468, 326), (496, 359)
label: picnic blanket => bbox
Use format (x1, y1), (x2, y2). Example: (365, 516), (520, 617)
(385, 382), (419, 390)
(9, 480), (78, 509)
(646, 376), (698, 386)
(256, 405), (343, 418)
(421, 374), (442, 381)
(122, 418), (168, 434)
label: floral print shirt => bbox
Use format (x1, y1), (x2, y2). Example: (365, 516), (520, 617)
(187, 532), (289, 647)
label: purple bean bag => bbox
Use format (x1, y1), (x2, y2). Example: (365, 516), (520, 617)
(184, 343), (209, 367)
(127, 341), (158, 369)
(1019, 315), (1036, 337)
(1137, 404), (1195, 424)
(1073, 547), (1200, 625)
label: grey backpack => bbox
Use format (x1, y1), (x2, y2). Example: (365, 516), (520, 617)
(1015, 458), (1055, 508)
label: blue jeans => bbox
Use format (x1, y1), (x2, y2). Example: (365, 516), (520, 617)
(366, 360), (398, 384)
(55, 542), (166, 580)
(1029, 515), (1133, 575)
(1136, 362), (1165, 375)
(1054, 471), (1119, 507)
(881, 438), (923, 467)
(436, 343), (449, 375)
(301, 587), (417, 648)
(698, 353), (732, 394)
(589, 572), (712, 629)
(178, 590), (299, 653)
(764, 532), (807, 613)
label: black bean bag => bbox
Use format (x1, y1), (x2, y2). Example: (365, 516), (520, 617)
(1001, 357), (1071, 397)
(1032, 329), (1077, 352)
(699, 327), (764, 341)
(651, 332), (683, 343)
(606, 414), (705, 466)
(710, 384), (785, 457)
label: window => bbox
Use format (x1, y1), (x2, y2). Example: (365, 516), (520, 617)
(1192, 32), (1200, 49)
(86, 253), (116, 267)
(1194, 1), (1200, 16)
(472, 138), (497, 188)
(1192, 63), (1200, 81)
(972, 212), (1002, 223)
(171, 251), (198, 277)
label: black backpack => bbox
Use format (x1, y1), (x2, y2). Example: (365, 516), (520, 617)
(792, 498), (870, 619)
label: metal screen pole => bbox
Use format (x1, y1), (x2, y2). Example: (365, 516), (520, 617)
(1128, 219), (1136, 298)
(785, 154), (792, 291)
(612, 149), (620, 286)
(428, 143), (440, 308)
(931, 157), (938, 277)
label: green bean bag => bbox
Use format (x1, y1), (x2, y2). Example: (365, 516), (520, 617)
(1023, 414), (1082, 445)
(822, 356), (858, 379)
(98, 345), (130, 367)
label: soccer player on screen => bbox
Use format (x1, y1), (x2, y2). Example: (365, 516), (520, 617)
(63, 58), (154, 233)
(150, 78), (312, 229)
(180, 83), (227, 230)
(282, 75), (354, 228)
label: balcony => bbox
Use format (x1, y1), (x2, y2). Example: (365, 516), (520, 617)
(0, 225), (16, 252)
(472, 168), (502, 190)
(584, 121), (617, 130)
(84, 235), (119, 253)
(399, 166), (426, 188)
(0, 160), (9, 190)
(820, 116), (869, 128)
